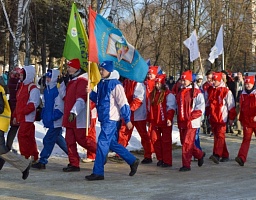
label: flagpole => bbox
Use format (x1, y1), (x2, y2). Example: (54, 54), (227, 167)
(57, 57), (65, 88)
(86, 61), (91, 137)
(222, 51), (225, 70)
(198, 54), (204, 75)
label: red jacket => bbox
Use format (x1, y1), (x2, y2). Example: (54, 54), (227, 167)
(239, 89), (256, 128)
(63, 74), (89, 128)
(148, 89), (176, 127)
(176, 85), (204, 129)
(14, 83), (38, 123)
(123, 79), (146, 121)
(206, 81), (236, 125)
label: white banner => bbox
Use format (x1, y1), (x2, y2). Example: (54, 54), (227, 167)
(208, 25), (224, 63)
(183, 30), (200, 62)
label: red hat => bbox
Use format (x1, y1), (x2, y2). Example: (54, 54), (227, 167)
(67, 58), (80, 70)
(213, 72), (222, 82)
(155, 74), (166, 85)
(181, 70), (192, 82)
(244, 76), (255, 85)
(148, 66), (158, 76)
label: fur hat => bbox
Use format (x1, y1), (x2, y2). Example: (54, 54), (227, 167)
(100, 60), (114, 72)
(67, 58), (80, 70)
(244, 76), (255, 85)
(212, 72), (222, 82)
(181, 70), (193, 82)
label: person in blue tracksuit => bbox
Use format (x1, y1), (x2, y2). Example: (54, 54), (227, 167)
(85, 60), (140, 181)
(32, 69), (68, 169)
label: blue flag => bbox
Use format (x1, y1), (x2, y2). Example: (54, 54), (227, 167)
(89, 8), (148, 82)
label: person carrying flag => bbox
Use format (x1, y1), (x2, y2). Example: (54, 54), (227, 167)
(58, 58), (97, 172)
(85, 60), (139, 181)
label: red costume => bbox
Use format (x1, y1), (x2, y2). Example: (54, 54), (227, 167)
(14, 66), (40, 161)
(176, 70), (205, 170)
(236, 76), (256, 164)
(148, 74), (176, 166)
(205, 72), (236, 161)
(118, 79), (152, 162)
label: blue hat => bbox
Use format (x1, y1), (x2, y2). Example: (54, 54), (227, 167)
(100, 61), (114, 72)
(46, 71), (52, 78)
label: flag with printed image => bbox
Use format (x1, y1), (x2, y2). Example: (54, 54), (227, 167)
(88, 7), (148, 82)
(63, 3), (100, 88)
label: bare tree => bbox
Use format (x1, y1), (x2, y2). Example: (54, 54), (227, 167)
(1, 0), (31, 70)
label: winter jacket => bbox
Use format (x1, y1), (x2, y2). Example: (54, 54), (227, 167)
(239, 89), (256, 128)
(148, 89), (176, 127)
(62, 72), (89, 129)
(90, 70), (131, 123)
(205, 81), (236, 125)
(123, 79), (146, 121)
(14, 66), (40, 123)
(42, 69), (64, 128)
(176, 85), (205, 129)
(0, 85), (11, 132)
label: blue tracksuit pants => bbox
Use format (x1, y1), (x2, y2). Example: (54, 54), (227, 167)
(40, 127), (68, 164)
(93, 120), (136, 176)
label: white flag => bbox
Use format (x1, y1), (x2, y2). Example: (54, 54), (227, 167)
(183, 30), (200, 62)
(208, 25), (224, 63)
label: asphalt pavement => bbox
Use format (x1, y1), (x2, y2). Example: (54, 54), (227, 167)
(1, 132), (256, 200)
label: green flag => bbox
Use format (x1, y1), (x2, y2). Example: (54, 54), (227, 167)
(63, 3), (101, 88)
(63, 3), (88, 71)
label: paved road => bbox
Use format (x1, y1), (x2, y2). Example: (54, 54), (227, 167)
(0, 133), (256, 200)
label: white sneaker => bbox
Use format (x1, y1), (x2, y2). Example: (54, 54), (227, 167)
(82, 158), (95, 163)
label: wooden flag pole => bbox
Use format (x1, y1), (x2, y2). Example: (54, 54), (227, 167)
(86, 61), (91, 137)
(57, 57), (65, 88)
(59, 57), (65, 75)
(198, 54), (204, 75)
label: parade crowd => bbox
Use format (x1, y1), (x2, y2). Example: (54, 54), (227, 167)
(0, 59), (255, 181)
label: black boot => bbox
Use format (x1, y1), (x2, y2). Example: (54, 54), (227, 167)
(32, 162), (46, 169)
(198, 152), (206, 167)
(0, 158), (5, 170)
(63, 164), (80, 172)
(85, 173), (104, 181)
(141, 158), (152, 164)
(129, 158), (140, 176)
(22, 163), (31, 180)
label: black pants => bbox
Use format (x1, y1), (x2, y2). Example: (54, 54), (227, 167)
(0, 130), (9, 154)
(6, 126), (19, 150)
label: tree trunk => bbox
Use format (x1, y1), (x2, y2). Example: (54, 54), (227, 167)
(107, 0), (118, 22)
(24, 10), (30, 66)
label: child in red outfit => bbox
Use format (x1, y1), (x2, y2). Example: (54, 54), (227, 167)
(176, 70), (205, 171)
(148, 74), (176, 167)
(206, 72), (236, 164)
(235, 76), (256, 166)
